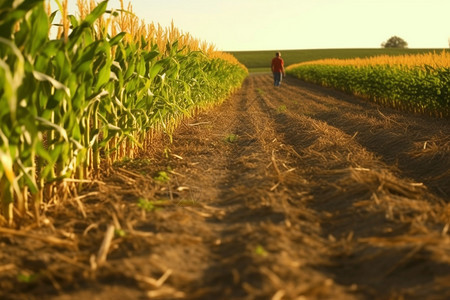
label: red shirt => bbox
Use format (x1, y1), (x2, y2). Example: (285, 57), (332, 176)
(271, 57), (284, 72)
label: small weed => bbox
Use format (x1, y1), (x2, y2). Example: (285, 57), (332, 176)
(225, 133), (239, 143)
(254, 245), (268, 257)
(114, 229), (126, 237)
(137, 198), (156, 212)
(256, 88), (265, 95)
(17, 273), (39, 283)
(154, 171), (170, 183)
(276, 105), (287, 113)
(137, 198), (168, 212)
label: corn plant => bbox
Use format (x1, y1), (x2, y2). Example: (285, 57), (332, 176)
(0, 0), (247, 225)
(286, 52), (450, 117)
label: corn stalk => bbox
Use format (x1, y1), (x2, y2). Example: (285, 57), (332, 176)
(0, 0), (247, 226)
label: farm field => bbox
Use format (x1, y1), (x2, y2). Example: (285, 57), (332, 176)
(2, 73), (450, 299)
(286, 51), (450, 117)
(229, 48), (447, 72)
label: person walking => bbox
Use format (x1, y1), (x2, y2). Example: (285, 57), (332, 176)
(271, 52), (285, 86)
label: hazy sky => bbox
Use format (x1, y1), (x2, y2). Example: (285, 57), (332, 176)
(65, 0), (450, 51)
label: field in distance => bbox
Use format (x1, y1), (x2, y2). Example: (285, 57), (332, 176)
(228, 48), (447, 72)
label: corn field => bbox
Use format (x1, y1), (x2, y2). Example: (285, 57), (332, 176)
(0, 0), (247, 226)
(286, 51), (450, 117)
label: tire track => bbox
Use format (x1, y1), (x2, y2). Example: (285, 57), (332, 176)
(187, 74), (354, 299)
(258, 74), (450, 198)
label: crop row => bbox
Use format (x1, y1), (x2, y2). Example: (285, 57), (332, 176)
(0, 0), (247, 225)
(286, 52), (450, 117)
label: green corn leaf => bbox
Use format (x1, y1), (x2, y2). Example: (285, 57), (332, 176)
(124, 59), (136, 80)
(0, 60), (15, 120)
(104, 9), (120, 17)
(84, 0), (108, 25)
(0, 0), (42, 38)
(111, 61), (122, 70)
(0, 0), (14, 11)
(28, 3), (49, 56)
(136, 58), (146, 76)
(16, 159), (38, 194)
(94, 61), (112, 91)
(32, 70), (71, 97)
(35, 116), (68, 142)
(85, 89), (109, 111)
(69, 14), (78, 28)
(70, 137), (84, 152)
(40, 39), (63, 59)
(35, 140), (52, 163)
(49, 10), (58, 23)
(105, 123), (121, 132)
(73, 42), (98, 74)
(39, 40), (63, 61)
(125, 132), (142, 149)
(15, 0), (44, 11)
(144, 50), (160, 63)
(0, 130), (22, 205)
(109, 32), (126, 46)
(0, 0), (249, 221)
(149, 61), (164, 82)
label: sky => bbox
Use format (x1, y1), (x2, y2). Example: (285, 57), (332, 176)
(64, 0), (450, 51)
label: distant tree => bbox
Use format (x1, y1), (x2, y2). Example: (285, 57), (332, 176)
(381, 36), (408, 48)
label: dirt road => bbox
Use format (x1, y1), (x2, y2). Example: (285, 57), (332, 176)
(2, 74), (450, 300)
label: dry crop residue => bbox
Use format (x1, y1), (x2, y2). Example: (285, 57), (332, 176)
(1, 74), (450, 300)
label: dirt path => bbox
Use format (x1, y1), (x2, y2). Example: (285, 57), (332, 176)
(2, 74), (450, 300)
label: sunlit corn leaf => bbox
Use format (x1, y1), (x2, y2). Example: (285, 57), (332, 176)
(84, 1), (108, 25)
(0, 0), (247, 221)
(32, 70), (70, 97)
(0, 150), (15, 184)
(109, 32), (126, 46)
(35, 116), (68, 141)
(16, 158), (38, 194)
(27, 4), (49, 56)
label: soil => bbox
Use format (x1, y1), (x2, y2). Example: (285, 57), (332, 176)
(1, 73), (450, 300)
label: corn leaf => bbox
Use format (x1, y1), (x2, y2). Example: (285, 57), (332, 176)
(32, 70), (71, 97)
